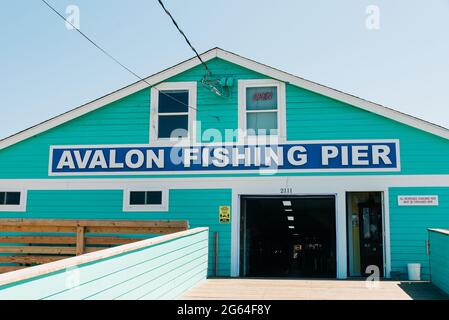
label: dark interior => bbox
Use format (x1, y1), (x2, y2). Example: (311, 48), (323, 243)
(241, 196), (336, 278)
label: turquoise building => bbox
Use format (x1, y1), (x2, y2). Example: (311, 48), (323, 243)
(1, 48), (448, 280)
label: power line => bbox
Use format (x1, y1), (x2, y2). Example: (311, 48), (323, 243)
(157, 0), (210, 73)
(39, 0), (199, 112)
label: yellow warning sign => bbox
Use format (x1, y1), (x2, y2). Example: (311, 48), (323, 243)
(219, 206), (231, 224)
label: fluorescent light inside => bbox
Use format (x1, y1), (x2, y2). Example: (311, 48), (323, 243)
(293, 233), (299, 236)
(287, 216), (294, 221)
(282, 201), (292, 206)
(288, 226), (294, 229)
(285, 209), (293, 212)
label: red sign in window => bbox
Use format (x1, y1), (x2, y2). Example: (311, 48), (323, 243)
(253, 92), (273, 101)
(246, 86), (277, 110)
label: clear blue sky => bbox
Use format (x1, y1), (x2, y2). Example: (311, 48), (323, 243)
(1, 0), (448, 139)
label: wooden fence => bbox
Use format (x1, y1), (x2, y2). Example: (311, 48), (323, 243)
(0, 219), (189, 273)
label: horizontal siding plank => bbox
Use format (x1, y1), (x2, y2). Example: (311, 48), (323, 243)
(0, 246), (76, 255)
(0, 266), (27, 273)
(0, 255), (67, 264)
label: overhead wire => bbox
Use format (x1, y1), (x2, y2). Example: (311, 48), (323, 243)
(39, 0), (200, 112)
(156, 0), (210, 74)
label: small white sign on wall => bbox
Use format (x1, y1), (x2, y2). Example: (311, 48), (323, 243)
(398, 195), (439, 206)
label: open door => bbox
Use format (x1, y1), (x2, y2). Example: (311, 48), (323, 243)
(240, 195), (336, 278)
(347, 192), (384, 277)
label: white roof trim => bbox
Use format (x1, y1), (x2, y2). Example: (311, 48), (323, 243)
(215, 49), (449, 140)
(0, 48), (217, 150)
(1, 47), (449, 150)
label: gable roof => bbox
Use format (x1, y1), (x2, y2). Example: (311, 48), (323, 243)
(1, 47), (448, 150)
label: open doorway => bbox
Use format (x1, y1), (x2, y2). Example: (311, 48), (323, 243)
(346, 192), (384, 277)
(240, 195), (336, 278)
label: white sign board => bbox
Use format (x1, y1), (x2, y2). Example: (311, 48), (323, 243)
(398, 195), (439, 206)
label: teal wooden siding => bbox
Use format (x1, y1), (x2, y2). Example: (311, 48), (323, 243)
(2, 54), (449, 282)
(0, 228), (208, 300)
(389, 187), (449, 280)
(0, 89), (150, 179)
(0, 189), (232, 276)
(285, 84), (449, 176)
(1, 58), (449, 179)
(428, 229), (449, 294)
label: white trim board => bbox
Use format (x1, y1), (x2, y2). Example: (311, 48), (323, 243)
(2, 47), (449, 151)
(122, 187), (169, 212)
(0, 188), (27, 212)
(2, 174), (449, 190)
(149, 81), (197, 146)
(428, 228), (449, 236)
(237, 79), (287, 143)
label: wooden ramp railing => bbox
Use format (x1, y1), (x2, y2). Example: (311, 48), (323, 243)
(0, 219), (189, 274)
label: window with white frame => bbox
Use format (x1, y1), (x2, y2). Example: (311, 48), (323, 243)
(150, 82), (197, 144)
(238, 79), (286, 142)
(0, 190), (27, 212)
(123, 188), (168, 212)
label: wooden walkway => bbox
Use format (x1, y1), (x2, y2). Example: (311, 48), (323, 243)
(182, 279), (449, 300)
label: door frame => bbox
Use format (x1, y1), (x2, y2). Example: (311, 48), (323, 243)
(233, 192), (341, 277)
(230, 182), (392, 279)
(238, 194), (338, 277)
(345, 190), (390, 278)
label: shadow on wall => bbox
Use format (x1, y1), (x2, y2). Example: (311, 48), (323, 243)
(398, 282), (449, 300)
